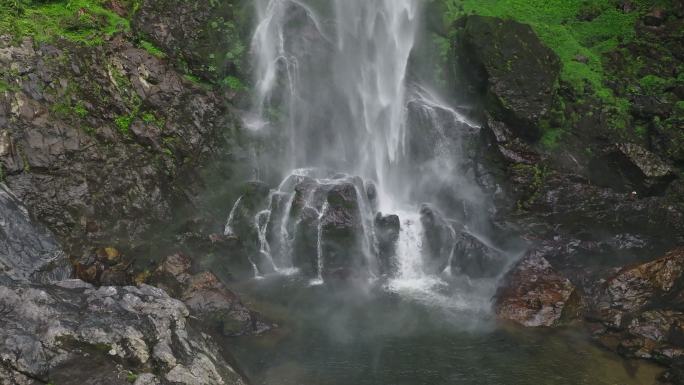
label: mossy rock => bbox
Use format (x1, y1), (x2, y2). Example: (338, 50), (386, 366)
(450, 15), (561, 141)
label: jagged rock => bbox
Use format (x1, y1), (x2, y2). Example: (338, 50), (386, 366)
(451, 15), (561, 140)
(0, 280), (247, 385)
(420, 204), (455, 275)
(0, 35), (240, 257)
(320, 183), (366, 280)
(150, 253), (271, 337)
(495, 250), (581, 327)
(375, 213), (400, 276)
(0, 183), (71, 283)
(451, 232), (506, 278)
(594, 248), (684, 329)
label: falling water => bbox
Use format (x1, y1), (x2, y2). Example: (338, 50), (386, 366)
(227, 0), (509, 306)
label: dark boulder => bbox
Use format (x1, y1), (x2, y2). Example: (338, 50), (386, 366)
(420, 204), (455, 275)
(0, 183), (70, 283)
(292, 206), (320, 277)
(320, 183), (366, 280)
(451, 232), (506, 278)
(451, 15), (561, 140)
(375, 213), (400, 276)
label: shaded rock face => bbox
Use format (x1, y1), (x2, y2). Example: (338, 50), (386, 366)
(0, 36), (240, 256)
(451, 15), (561, 140)
(150, 253), (272, 337)
(375, 213), (400, 276)
(451, 232), (506, 278)
(420, 204), (455, 275)
(495, 249), (581, 327)
(0, 280), (247, 385)
(587, 143), (676, 196)
(133, 0), (252, 83)
(0, 183), (70, 283)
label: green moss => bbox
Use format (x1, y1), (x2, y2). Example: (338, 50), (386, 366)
(220, 75), (244, 91)
(138, 39), (165, 58)
(0, 0), (130, 45)
(114, 114), (133, 135)
(126, 372), (138, 383)
(638, 74), (668, 95)
(540, 127), (563, 149)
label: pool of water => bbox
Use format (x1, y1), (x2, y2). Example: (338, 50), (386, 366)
(228, 274), (663, 385)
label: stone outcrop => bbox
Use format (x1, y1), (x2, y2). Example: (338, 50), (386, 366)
(0, 280), (247, 385)
(150, 253), (272, 337)
(0, 35), (242, 257)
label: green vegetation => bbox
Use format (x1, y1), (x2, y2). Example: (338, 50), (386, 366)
(443, 0), (659, 96)
(138, 39), (165, 58)
(220, 75), (244, 91)
(0, 0), (130, 45)
(126, 371), (138, 383)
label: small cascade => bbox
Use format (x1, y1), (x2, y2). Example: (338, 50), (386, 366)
(224, 196), (243, 237)
(312, 200), (328, 285)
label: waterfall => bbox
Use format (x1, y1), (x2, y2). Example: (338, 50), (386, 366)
(228, 0), (507, 301)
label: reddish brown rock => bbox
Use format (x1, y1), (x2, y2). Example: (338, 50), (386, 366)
(494, 250), (581, 327)
(596, 247), (684, 328)
(151, 253), (272, 336)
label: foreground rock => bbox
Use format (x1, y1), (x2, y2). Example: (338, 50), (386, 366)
(590, 248), (684, 368)
(495, 248), (581, 327)
(0, 280), (247, 385)
(0, 183), (70, 283)
(151, 253), (272, 337)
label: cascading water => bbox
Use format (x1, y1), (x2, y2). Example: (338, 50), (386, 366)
(225, 0), (512, 308)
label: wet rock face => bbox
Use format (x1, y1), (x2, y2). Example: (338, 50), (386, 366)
(495, 249), (581, 327)
(451, 232), (506, 278)
(375, 213), (400, 276)
(451, 15), (561, 140)
(320, 183), (366, 279)
(587, 143), (676, 195)
(0, 184), (70, 283)
(420, 204), (455, 275)
(0, 280), (247, 385)
(0, 36), (239, 256)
